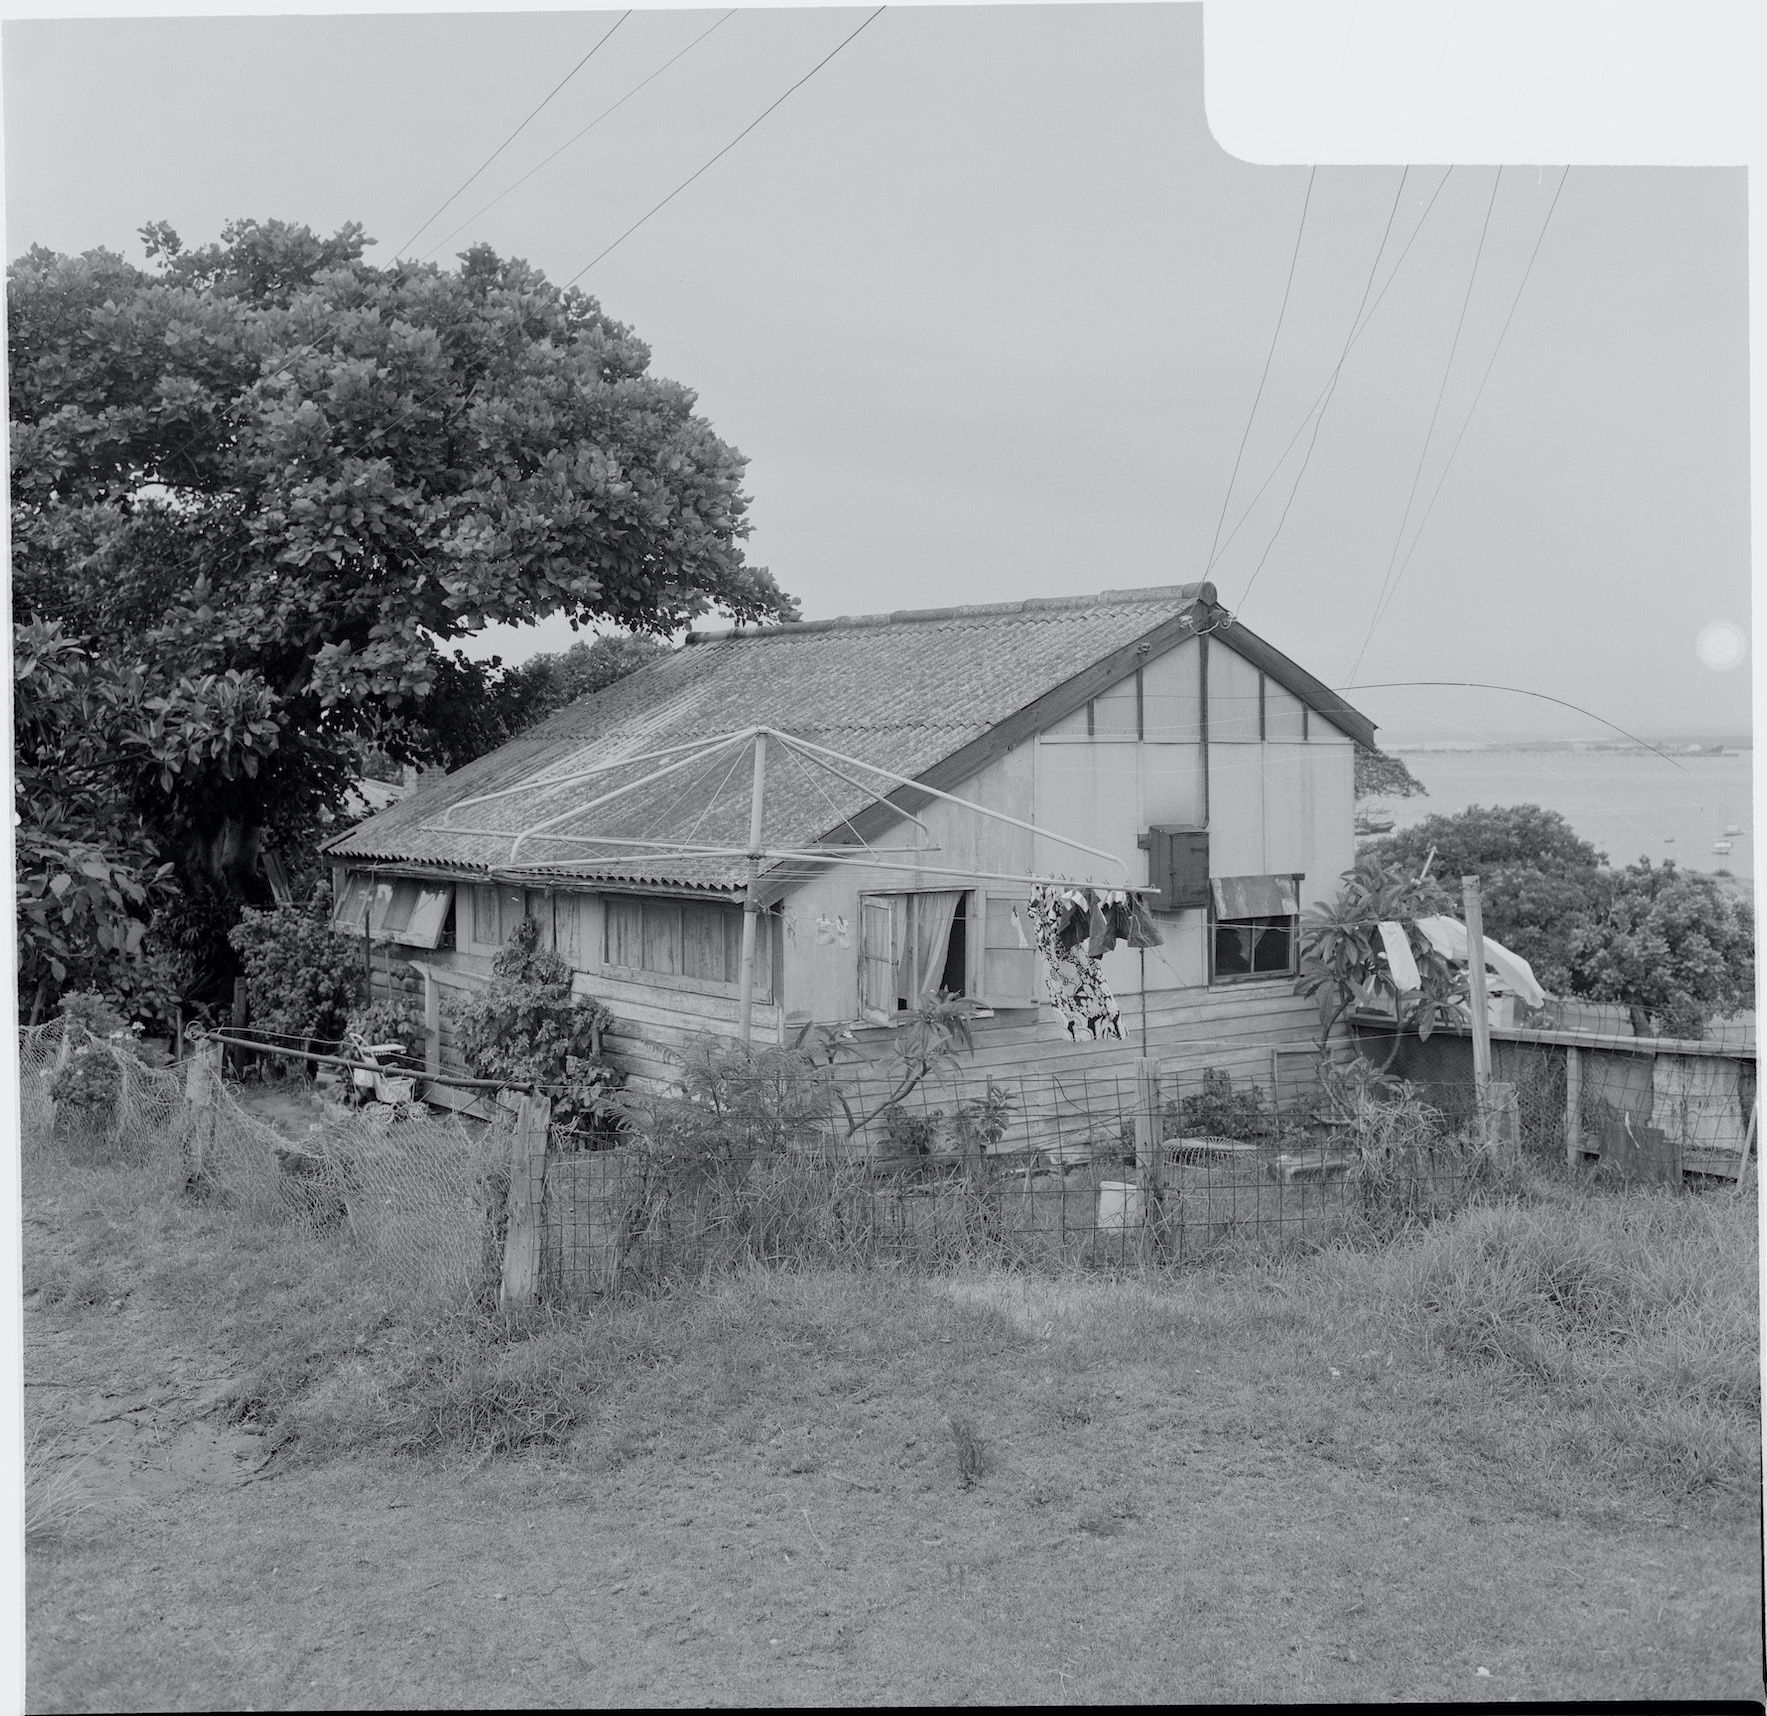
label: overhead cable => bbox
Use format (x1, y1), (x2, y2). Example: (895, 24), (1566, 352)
(1207, 166), (1456, 576)
(1237, 166), (1411, 608)
(399, 11), (632, 256)
(421, 11), (738, 262)
(564, 7), (886, 288)
(1202, 167), (1317, 574)
(1357, 167), (1572, 654)
(1347, 166), (1504, 683)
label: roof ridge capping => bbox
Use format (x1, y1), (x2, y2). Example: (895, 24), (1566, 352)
(685, 581), (1217, 644)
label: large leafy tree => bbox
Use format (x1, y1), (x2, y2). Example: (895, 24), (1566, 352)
(1364, 805), (1606, 994)
(1569, 860), (1755, 1040)
(11, 218), (792, 1007)
(1364, 806), (1753, 1037)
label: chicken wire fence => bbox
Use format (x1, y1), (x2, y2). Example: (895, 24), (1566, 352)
(20, 1022), (1753, 1310)
(19, 1019), (514, 1302)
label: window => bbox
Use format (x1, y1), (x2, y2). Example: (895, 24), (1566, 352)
(330, 871), (372, 932)
(604, 895), (759, 989)
(1210, 875), (1301, 981)
(857, 892), (970, 1022)
(332, 874), (453, 949)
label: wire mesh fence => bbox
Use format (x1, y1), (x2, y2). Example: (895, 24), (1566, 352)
(19, 1019), (1754, 1312)
(19, 1019), (514, 1303)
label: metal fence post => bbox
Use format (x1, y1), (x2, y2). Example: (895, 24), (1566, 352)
(1134, 1058), (1165, 1253)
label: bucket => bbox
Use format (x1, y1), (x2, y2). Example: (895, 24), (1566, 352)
(1096, 1181), (1144, 1230)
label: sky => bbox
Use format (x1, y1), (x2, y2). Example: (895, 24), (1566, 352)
(2, 3), (1753, 744)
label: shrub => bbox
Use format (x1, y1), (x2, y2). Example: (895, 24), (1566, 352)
(345, 996), (428, 1059)
(1169, 1068), (1273, 1142)
(48, 1042), (124, 1130)
(228, 883), (364, 1048)
(444, 915), (620, 1138)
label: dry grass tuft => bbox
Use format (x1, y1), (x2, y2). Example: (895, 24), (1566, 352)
(23, 1431), (126, 1543)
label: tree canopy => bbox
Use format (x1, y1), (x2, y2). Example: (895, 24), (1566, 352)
(11, 217), (793, 1015)
(1363, 804), (1753, 1037)
(1353, 744), (1428, 802)
(1572, 860), (1755, 1040)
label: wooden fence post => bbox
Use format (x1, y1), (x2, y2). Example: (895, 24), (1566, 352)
(500, 1090), (551, 1309)
(1462, 876), (1494, 1145)
(1134, 1059), (1163, 1193)
(1564, 1044), (1582, 1171)
(1488, 1081), (1520, 1173)
(186, 1037), (222, 1178)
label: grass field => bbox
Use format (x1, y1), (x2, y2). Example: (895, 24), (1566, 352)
(21, 1114), (1765, 1709)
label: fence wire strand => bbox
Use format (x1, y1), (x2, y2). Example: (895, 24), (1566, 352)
(20, 1021), (1754, 1311)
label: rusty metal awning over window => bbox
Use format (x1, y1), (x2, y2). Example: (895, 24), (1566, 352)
(1210, 875), (1299, 920)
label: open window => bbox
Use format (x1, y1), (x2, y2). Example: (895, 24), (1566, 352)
(1209, 875), (1301, 981)
(857, 889), (1042, 1023)
(361, 878), (456, 949)
(858, 891), (968, 1022)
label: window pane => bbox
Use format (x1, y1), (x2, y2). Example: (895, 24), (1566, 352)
(1251, 918), (1295, 973)
(641, 900), (682, 975)
(682, 903), (730, 983)
(605, 898), (641, 969)
(1214, 922), (1255, 976)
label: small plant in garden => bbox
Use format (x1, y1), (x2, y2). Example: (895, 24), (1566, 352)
(445, 915), (620, 1140)
(48, 989), (143, 1133)
(951, 1083), (1016, 1161)
(1169, 1067), (1273, 1142)
(344, 997), (427, 1060)
(56, 988), (130, 1044)
(1296, 854), (1467, 1068)
(228, 882), (364, 1051)
(1318, 1056), (1470, 1226)
(879, 1104), (942, 1158)
(48, 1041), (125, 1131)
(821, 991), (980, 1146)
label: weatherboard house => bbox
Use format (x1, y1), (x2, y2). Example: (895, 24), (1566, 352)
(322, 582), (1376, 1114)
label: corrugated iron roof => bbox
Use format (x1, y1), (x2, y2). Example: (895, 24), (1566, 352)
(325, 583), (1369, 889)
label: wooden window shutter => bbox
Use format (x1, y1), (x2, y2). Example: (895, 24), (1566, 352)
(396, 884), (453, 949)
(975, 890), (1038, 1008)
(858, 897), (899, 1022)
(471, 884), (500, 946)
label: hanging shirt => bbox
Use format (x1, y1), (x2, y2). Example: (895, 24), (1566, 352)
(1029, 884), (1123, 1042)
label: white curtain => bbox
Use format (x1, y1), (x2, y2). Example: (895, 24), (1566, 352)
(907, 892), (963, 1004)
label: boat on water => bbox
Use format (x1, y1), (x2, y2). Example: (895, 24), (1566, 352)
(1355, 815), (1395, 836)
(1664, 834), (1676, 843)
(1712, 839), (1733, 856)
(1724, 824), (1742, 836)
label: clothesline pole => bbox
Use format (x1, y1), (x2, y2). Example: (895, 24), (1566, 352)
(1463, 874), (1494, 1139)
(737, 731), (769, 1047)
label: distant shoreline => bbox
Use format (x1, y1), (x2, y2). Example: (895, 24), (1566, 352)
(1392, 741), (1754, 757)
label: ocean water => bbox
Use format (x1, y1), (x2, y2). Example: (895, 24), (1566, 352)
(1382, 748), (1756, 880)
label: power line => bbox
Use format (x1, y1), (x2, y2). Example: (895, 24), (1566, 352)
(1347, 166), (1503, 684)
(1338, 680), (1689, 771)
(1203, 167), (1316, 574)
(1237, 166), (1411, 608)
(399, 12), (632, 256)
(1356, 167), (1571, 652)
(1207, 166), (1456, 577)
(421, 12), (737, 263)
(565, 7), (886, 289)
